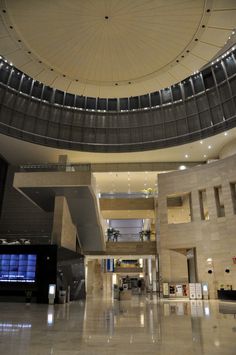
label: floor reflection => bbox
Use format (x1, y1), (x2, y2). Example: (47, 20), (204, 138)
(0, 297), (235, 354)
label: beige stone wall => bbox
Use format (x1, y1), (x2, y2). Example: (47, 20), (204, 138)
(158, 154), (236, 298)
(52, 196), (77, 251)
(167, 204), (191, 224)
(86, 259), (104, 297)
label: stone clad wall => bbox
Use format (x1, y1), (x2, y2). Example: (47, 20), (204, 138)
(52, 196), (77, 252)
(158, 154), (236, 298)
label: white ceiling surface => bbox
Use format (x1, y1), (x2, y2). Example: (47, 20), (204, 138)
(0, 126), (236, 165)
(0, 0), (236, 97)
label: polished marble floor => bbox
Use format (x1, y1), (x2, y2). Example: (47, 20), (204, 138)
(0, 296), (235, 355)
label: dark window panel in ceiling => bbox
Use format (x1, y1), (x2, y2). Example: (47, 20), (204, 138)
(140, 94), (150, 108)
(97, 98), (107, 110)
(75, 95), (85, 109)
(54, 90), (64, 105)
(64, 92), (74, 107)
(150, 91), (160, 106)
(31, 81), (43, 99)
(192, 75), (204, 94)
(224, 55), (236, 77)
(86, 97), (96, 110)
(21, 76), (33, 95)
(203, 69), (214, 89)
(120, 98), (129, 110)
(161, 88), (172, 104)
(172, 84), (182, 101)
(9, 70), (21, 90)
(108, 98), (117, 111)
(130, 96), (139, 110)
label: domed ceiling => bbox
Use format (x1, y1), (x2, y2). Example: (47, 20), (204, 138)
(0, 0), (236, 97)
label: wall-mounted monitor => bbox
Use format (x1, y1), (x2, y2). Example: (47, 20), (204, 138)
(0, 254), (37, 283)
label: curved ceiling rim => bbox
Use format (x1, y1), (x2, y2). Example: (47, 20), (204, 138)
(0, 0), (235, 97)
(1, 43), (236, 113)
(0, 117), (234, 154)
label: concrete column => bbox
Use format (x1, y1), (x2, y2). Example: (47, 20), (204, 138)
(52, 195), (77, 251)
(191, 190), (201, 222)
(102, 273), (113, 299)
(86, 259), (103, 297)
(222, 182), (234, 216)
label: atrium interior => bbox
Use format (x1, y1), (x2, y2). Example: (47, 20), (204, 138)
(0, 1), (236, 354)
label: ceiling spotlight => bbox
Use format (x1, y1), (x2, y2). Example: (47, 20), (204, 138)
(224, 132), (228, 136)
(179, 165), (187, 170)
(185, 154), (189, 158)
(208, 145), (212, 149)
(200, 140), (203, 144)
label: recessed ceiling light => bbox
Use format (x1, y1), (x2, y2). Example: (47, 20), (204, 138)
(179, 165), (187, 170)
(208, 145), (212, 149)
(224, 132), (228, 136)
(204, 154), (207, 158)
(185, 154), (189, 158)
(200, 140), (203, 144)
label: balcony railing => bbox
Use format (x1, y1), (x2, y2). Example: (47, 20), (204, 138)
(19, 163), (91, 172)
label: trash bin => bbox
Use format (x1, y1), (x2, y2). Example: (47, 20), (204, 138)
(58, 290), (67, 304)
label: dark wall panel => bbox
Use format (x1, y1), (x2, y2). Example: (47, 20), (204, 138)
(0, 166), (53, 235)
(0, 244), (57, 303)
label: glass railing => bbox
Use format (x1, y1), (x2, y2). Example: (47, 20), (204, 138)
(19, 163), (91, 172)
(100, 192), (155, 199)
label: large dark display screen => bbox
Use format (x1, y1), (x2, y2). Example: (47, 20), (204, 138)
(0, 254), (37, 283)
